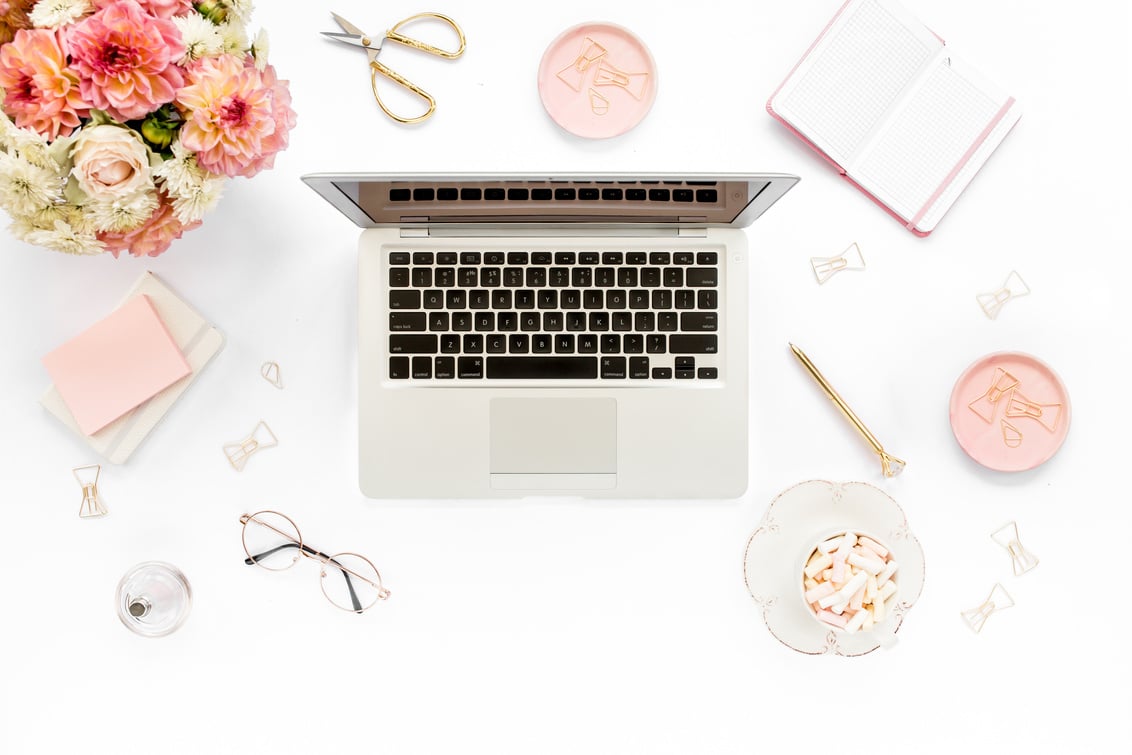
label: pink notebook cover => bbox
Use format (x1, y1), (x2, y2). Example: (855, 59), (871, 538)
(42, 294), (192, 436)
(767, 0), (1016, 236)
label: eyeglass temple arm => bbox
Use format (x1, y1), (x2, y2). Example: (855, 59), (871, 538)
(244, 542), (364, 612)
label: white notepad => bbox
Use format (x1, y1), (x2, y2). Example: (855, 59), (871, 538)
(768, 0), (1021, 235)
(41, 272), (224, 464)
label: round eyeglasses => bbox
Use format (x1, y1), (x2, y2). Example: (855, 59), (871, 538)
(240, 511), (391, 613)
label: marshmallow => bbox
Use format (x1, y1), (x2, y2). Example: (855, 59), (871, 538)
(805, 582), (836, 604)
(837, 571), (869, 603)
(815, 610), (848, 629)
(844, 609), (868, 634)
(818, 592), (842, 610)
(872, 594), (886, 622)
(848, 552), (885, 575)
(877, 580), (897, 603)
(804, 552), (834, 578)
(876, 561), (898, 588)
(866, 574), (878, 601)
(858, 537), (889, 559)
(849, 584), (866, 611)
(818, 536), (845, 554)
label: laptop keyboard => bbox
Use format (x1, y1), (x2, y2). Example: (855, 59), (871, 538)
(385, 250), (721, 381)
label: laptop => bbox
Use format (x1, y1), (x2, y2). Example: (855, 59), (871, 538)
(302, 173), (798, 499)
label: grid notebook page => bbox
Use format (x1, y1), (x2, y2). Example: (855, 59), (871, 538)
(854, 61), (1005, 222)
(782, 0), (937, 160)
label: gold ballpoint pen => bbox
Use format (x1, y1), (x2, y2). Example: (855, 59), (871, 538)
(789, 343), (906, 478)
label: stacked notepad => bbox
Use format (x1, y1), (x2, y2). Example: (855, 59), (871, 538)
(41, 272), (224, 464)
(768, 0), (1021, 235)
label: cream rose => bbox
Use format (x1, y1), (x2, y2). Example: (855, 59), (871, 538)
(69, 125), (154, 201)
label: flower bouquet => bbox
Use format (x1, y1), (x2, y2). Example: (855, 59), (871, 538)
(0, 0), (295, 257)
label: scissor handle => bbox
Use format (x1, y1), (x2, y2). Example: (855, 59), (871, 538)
(386, 12), (466, 59)
(369, 60), (437, 124)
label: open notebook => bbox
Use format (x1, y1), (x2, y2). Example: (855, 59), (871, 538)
(768, 0), (1021, 235)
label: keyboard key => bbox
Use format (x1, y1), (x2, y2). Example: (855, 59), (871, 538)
(549, 268), (570, 287)
(697, 367), (718, 379)
(648, 189), (670, 201)
(676, 368), (695, 380)
(629, 356), (650, 378)
(595, 268), (616, 287)
(681, 312), (718, 331)
(626, 189), (647, 201)
(601, 356), (627, 379)
(497, 312), (517, 331)
(504, 267), (524, 286)
(695, 189), (718, 203)
(606, 290), (627, 309)
(485, 252), (505, 264)
(507, 252), (529, 264)
(676, 290), (695, 309)
(469, 290), (489, 309)
(508, 188), (529, 201)
(446, 290), (467, 309)
(460, 189), (482, 202)
(624, 334), (644, 354)
(579, 188), (599, 200)
(554, 188), (576, 200)
(673, 189), (693, 203)
(626, 252), (647, 264)
(538, 290), (558, 309)
(583, 290), (604, 309)
(561, 290), (581, 309)
(652, 367), (672, 379)
(458, 268), (478, 287)
(602, 252), (624, 264)
(434, 357), (455, 379)
(602, 188), (623, 200)
(389, 252), (410, 264)
(480, 268), (501, 287)
(618, 268), (638, 287)
(675, 357), (696, 370)
(646, 335), (666, 353)
(509, 334), (529, 353)
(612, 312), (633, 331)
(629, 290), (649, 309)
(389, 290), (420, 309)
(440, 334), (461, 353)
(532, 334), (553, 353)
(663, 268), (683, 287)
(578, 334), (598, 353)
(641, 267), (662, 287)
(436, 252), (458, 264)
(669, 334), (718, 353)
(698, 290), (717, 309)
(526, 267), (547, 287)
(658, 312), (678, 331)
(531, 252), (552, 264)
(413, 188), (434, 202)
(686, 268), (718, 287)
(422, 290), (444, 309)
(492, 290), (512, 309)
(451, 312), (472, 331)
(566, 312), (586, 331)
(474, 313), (495, 331)
(390, 312), (426, 331)
(389, 356), (409, 379)
(571, 268), (593, 287)
(556, 334), (575, 353)
(412, 252), (434, 265)
(589, 312), (609, 331)
(429, 313), (449, 331)
(579, 252), (599, 265)
(515, 290), (535, 309)
(463, 334), (483, 353)
(544, 312), (563, 331)
(520, 313), (540, 332)
(460, 252), (481, 264)
(412, 356), (432, 379)
(486, 334), (506, 353)
(532, 188), (552, 200)
(389, 267), (410, 287)
(390, 335), (438, 354)
(458, 356), (484, 378)
(412, 268), (432, 287)
(649, 252), (670, 265)
(554, 252), (576, 264)
(673, 252), (694, 265)
(697, 252), (718, 264)
(634, 312), (655, 332)
(486, 357), (597, 379)
(601, 335), (620, 354)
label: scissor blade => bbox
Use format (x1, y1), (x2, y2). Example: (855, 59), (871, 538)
(330, 12), (367, 37)
(322, 31), (370, 48)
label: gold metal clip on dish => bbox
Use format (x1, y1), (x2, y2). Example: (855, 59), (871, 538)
(73, 464), (108, 518)
(789, 344), (905, 478)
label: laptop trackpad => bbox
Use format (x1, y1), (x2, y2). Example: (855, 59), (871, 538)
(490, 398), (617, 490)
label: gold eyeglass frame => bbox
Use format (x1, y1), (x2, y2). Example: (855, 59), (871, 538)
(240, 510), (391, 613)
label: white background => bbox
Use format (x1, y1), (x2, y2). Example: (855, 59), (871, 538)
(2, 1), (1130, 752)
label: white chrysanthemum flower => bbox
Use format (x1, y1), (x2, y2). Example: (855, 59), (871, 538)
(251, 28), (269, 71)
(28, 0), (93, 28)
(173, 12), (224, 64)
(0, 152), (64, 215)
(217, 20), (249, 54)
(153, 140), (207, 195)
(23, 219), (105, 256)
(225, 0), (254, 24)
(87, 189), (159, 233)
(171, 175), (224, 224)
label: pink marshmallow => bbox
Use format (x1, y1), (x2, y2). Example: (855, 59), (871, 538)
(815, 609), (848, 629)
(805, 582), (836, 603)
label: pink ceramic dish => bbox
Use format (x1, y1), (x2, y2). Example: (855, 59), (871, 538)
(537, 22), (657, 139)
(948, 351), (1071, 472)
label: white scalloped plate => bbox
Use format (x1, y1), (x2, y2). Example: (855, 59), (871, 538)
(743, 481), (925, 656)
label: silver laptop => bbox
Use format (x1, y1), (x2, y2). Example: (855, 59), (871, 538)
(302, 173), (798, 498)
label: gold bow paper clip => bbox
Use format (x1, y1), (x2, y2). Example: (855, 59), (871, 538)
(991, 521), (1039, 576)
(1005, 391), (1063, 433)
(961, 583), (1014, 634)
(967, 367), (1020, 423)
(224, 421), (278, 472)
(73, 465), (108, 518)
(810, 242), (866, 284)
(592, 59), (649, 100)
(977, 270), (1030, 320)
(556, 37), (607, 92)
(261, 361), (283, 389)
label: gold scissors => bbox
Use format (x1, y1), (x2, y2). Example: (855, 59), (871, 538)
(323, 12), (466, 124)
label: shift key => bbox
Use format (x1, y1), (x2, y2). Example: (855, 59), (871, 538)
(669, 334), (717, 353)
(389, 335), (438, 354)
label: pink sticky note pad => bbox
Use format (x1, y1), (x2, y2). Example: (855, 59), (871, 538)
(537, 22), (657, 139)
(949, 352), (1072, 472)
(42, 295), (192, 436)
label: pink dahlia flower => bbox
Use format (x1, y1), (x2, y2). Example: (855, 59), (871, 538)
(98, 192), (200, 257)
(94, 0), (194, 19)
(67, 0), (185, 122)
(0, 28), (88, 139)
(176, 54), (296, 178)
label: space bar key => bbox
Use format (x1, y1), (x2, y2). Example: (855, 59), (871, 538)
(486, 357), (598, 379)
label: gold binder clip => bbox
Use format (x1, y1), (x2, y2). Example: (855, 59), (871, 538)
(261, 361), (283, 390)
(991, 521), (1039, 576)
(1005, 390), (1063, 433)
(73, 464), (108, 518)
(977, 270), (1030, 320)
(592, 59), (649, 100)
(810, 242), (866, 284)
(223, 421), (278, 472)
(961, 583), (1014, 633)
(556, 36), (607, 92)
(967, 367), (1020, 423)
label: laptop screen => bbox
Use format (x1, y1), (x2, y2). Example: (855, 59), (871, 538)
(302, 174), (798, 228)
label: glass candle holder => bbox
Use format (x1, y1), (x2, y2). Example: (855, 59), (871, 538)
(116, 561), (192, 638)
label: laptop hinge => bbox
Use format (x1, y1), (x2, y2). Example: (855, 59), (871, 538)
(678, 227), (708, 238)
(398, 224), (686, 239)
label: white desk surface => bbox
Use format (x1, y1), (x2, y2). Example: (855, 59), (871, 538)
(2, 1), (1129, 752)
